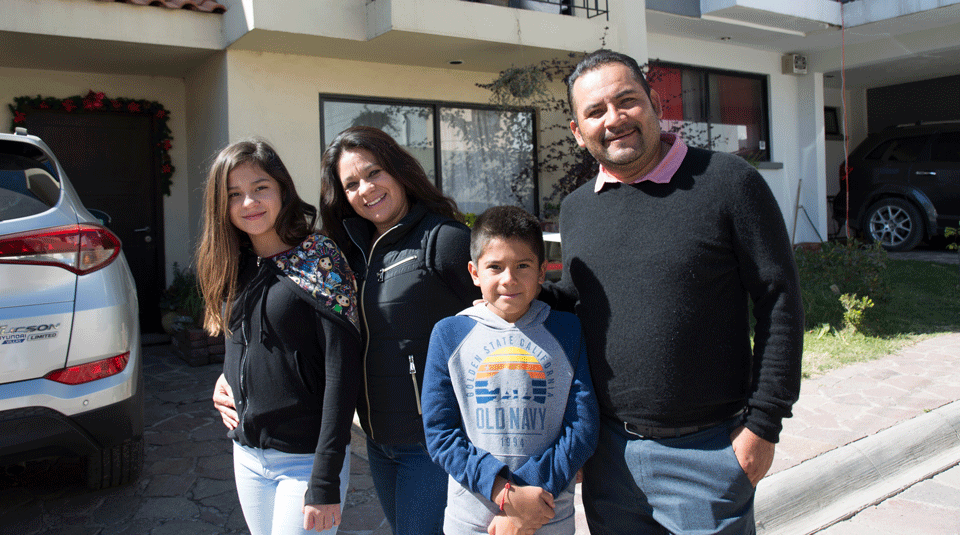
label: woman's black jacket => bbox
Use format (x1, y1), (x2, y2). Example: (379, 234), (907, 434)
(343, 203), (479, 445)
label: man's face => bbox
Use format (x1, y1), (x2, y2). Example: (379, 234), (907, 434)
(569, 63), (663, 179)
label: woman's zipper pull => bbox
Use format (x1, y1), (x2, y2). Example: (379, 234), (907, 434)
(409, 355), (422, 415)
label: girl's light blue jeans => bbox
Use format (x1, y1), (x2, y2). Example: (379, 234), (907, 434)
(233, 441), (350, 535)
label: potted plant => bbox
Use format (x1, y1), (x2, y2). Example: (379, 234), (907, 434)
(160, 264), (223, 366)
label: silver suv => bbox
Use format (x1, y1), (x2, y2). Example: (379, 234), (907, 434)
(0, 128), (143, 489)
(835, 122), (960, 251)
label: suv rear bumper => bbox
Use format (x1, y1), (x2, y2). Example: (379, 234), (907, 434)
(0, 362), (143, 464)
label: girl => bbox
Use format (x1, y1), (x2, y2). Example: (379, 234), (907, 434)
(198, 139), (361, 534)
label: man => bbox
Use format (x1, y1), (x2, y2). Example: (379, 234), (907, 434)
(543, 49), (803, 534)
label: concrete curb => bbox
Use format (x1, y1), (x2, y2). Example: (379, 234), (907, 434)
(755, 399), (960, 534)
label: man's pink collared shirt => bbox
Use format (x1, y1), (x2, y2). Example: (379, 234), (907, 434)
(594, 133), (688, 193)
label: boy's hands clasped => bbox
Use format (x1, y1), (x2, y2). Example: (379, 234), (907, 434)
(489, 477), (555, 535)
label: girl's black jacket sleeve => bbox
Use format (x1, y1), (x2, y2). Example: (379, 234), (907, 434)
(223, 234), (362, 505)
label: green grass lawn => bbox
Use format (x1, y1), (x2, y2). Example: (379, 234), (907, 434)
(801, 257), (960, 378)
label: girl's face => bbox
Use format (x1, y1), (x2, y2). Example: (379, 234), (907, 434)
(337, 148), (409, 238)
(227, 162), (284, 254)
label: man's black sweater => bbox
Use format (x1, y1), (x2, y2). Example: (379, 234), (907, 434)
(546, 147), (803, 443)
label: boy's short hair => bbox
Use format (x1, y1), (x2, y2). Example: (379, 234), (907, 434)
(470, 206), (545, 265)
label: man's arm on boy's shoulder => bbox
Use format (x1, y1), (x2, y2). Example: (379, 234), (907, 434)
(422, 318), (509, 501)
(538, 278), (578, 313)
(511, 318), (598, 496)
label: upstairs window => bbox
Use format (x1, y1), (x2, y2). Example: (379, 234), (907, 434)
(648, 62), (770, 161)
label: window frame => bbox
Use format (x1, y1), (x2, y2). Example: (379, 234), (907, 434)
(647, 61), (772, 162)
(318, 93), (540, 216)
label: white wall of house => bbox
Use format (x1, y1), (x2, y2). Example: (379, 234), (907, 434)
(646, 31), (828, 243)
(824, 86), (846, 195)
(184, 52), (231, 258)
(219, 49), (508, 210)
(0, 0), (221, 50)
(0, 66), (192, 283)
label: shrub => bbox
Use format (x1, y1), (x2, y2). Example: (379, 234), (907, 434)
(794, 240), (889, 330)
(839, 293), (874, 333)
(160, 262), (204, 326)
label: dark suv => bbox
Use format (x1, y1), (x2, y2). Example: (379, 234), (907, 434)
(834, 122), (960, 251)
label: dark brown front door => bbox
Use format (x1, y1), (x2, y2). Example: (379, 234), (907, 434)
(27, 111), (165, 332)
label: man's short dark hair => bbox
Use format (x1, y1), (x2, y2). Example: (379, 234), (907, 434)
(470, 206), (545, 266)
(566, 49), (651, 118)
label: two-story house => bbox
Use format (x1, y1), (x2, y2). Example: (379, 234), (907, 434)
(2, 0), (958, 330)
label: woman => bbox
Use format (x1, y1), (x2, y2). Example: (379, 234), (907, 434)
(200, 139), (361, 535)
(318, 126), (480, 535)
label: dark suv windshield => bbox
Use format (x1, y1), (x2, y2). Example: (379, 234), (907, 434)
(0, 154), (61, 221)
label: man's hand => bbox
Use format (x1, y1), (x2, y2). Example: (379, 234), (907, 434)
(303, 503), (341, 532)
(212, 373), (239, 430)
(730, 426), (775, 487)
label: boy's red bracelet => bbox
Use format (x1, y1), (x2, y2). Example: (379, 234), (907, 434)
(499, 482), (512, 511)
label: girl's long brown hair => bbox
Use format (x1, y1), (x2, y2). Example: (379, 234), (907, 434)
(196, 139), (317, 335)
(319, 126), (462, 253)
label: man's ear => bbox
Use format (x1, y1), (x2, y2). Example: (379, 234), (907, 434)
(537, 260), (547, 285)
(570, 119), (586, 148)
(649, 88), (664, 120)
(467, 261), (481, 287)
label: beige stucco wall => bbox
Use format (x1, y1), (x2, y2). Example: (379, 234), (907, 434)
(0, 0), (221, 49)
(221, 49), (525, 209)
(0, 66), (192, 283)
(184, 53), (231, 262)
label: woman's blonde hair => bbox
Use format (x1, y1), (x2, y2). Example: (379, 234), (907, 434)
(196, 139), (317, 335)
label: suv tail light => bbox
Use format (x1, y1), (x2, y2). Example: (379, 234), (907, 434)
(44, 352), (130, 385)
(0, 224), (121, 275)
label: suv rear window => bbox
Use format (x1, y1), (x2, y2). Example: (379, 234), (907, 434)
(871, 135), (928, 162)
(0, 154), (61, 221)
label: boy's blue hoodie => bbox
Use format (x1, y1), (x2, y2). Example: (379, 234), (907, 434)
(422, 300), (598, 535)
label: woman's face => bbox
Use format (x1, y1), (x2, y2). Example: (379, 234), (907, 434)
(337, 148), (410, 237)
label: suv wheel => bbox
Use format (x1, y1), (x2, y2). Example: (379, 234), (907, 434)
(84, 437), (144, 490)
(863, 198), (924, 252)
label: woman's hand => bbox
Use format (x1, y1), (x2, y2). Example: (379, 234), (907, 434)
(212, 373), (239, 430)
(303, 503), (341, 532)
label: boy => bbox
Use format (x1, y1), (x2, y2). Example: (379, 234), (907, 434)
(422, 206), (598, 535)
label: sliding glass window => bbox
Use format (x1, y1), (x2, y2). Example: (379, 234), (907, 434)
(320, 96), (537, 216)
(648, 62), (770, 161)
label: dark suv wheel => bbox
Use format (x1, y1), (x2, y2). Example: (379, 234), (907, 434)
(863, 198), (924, 252)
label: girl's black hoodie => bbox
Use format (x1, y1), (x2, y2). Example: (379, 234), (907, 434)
(223, 233), (362, 506)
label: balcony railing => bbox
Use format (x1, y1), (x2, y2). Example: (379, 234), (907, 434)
(466, 0), (609, 20)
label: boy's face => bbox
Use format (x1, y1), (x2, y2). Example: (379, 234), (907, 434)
(468, 237), (546, 324)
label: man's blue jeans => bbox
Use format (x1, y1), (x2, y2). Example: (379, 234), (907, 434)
(366, 437), (447, 535)
(582, 417), (756, 534)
